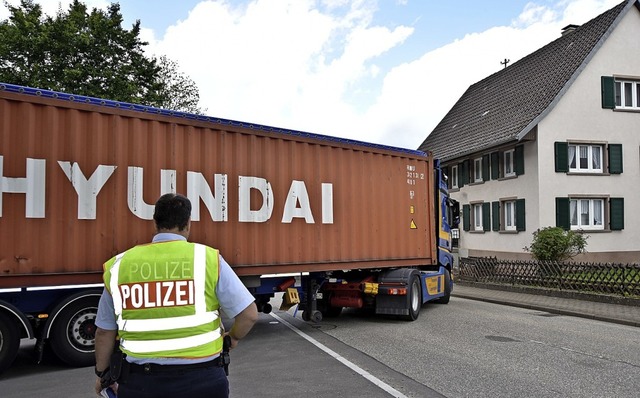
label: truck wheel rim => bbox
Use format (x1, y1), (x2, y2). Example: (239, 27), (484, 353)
(411, 280), (420, 311)
(66, 308), (97, 353)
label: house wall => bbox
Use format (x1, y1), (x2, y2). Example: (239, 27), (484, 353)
(537, 6), (640, 262)
(451, 139), (540, 260)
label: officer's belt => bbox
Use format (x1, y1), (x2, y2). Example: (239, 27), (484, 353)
(128, 357), (223, 374)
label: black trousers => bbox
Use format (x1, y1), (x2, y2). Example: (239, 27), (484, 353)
(117, 365), (229, 398)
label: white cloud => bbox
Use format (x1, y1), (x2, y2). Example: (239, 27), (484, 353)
(515, 3), (556, 27)
(143, 0), (412, 143)
(1, 0), (624, 150)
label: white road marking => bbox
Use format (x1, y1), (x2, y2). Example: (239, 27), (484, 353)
(269, 312), (408, 398)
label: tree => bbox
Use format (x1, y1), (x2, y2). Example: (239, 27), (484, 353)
(523, 227), (588, 261)
(153, 55), (206, 115)
(0, 0), (204, 113)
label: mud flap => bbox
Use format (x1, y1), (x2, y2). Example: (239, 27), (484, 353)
(375, 268), (419, 316)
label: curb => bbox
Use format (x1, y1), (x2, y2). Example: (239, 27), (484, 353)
(454, 281), (640, 307)
(452, 291), (640, 328)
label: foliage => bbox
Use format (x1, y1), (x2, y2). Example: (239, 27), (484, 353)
(0, 0), (204, 113)
(523, 226), (588, 261)
(153, 55), (206, 115)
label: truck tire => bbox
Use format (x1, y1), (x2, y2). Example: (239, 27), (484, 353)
(0, 312), (21, 375)
(302, 309), (323, 323)
(435, 269), (452, 304)
(49, 297), (98, 367)
(402, 273), (421, 321)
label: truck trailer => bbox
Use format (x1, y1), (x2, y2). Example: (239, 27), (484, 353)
(0, 83), (458, 374)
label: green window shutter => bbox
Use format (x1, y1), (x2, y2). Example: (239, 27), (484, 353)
(490, 152), (500, 180)
(610, 198), (624, 230)
(555, 197), (570, 230)
(462, 204), (470, 231)
(461, 160), (469, 186)
(554, 142), (568, 172)
(515, 145), (525, 176)
(516, 198), (526, 231)
(601, 76), (615, 109)
(492, 201), (500, 231)
(482, 154), (490, 181)
(608, 144), (623, 174)
(482, 202), (491, 232)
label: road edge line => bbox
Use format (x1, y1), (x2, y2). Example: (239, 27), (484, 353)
(269, 312), (408, 398)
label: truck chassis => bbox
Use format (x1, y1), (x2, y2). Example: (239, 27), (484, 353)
(248, 265), (453, 323)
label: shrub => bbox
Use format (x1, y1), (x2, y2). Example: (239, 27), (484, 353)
(523, 227), (588, 261)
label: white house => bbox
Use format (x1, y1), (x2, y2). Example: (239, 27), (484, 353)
(419, 0), (640, 262)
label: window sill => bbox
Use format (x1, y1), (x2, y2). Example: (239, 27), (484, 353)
(468, 181), (485, 186)
(567, 172), (610, 176)
(570, 228), (611, 233)
(613, 108), (640, 113)
(469, 230), (486, 234)
(498, 174), (517, 181)
(498, 230), (519, 234)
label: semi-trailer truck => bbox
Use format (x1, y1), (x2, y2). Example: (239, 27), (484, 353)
(0, 83), (459, 374)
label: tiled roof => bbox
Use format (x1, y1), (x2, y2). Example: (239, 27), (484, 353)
(418, 0), (633, 161)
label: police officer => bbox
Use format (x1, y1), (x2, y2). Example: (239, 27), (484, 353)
(93, 193), (258, 398)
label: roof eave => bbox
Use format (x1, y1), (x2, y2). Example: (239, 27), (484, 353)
(440, 137), (521, 163)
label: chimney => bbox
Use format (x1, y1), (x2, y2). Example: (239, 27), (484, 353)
(561, 24), (580, 36)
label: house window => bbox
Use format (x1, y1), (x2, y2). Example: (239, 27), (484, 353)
(615, 79), (640, 109)
(451, 165), (458, 188)
(557, 197), (623, 231)
(492, 199), (525, 232)
(473, 158), (483, 182)
(463, 202), (491, 232)
(504, 200), (516, 231)
(570, 198), (604, 230)
(473, 203), (483, 231)
(504, 149), (515, 177)
(555, 142), (622, 174)
(568, 144), (602, 173)
(491, 146), (524, 179)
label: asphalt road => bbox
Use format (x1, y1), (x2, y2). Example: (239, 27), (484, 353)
(312, 297), (640, 398)
(1, 296), (638, 397)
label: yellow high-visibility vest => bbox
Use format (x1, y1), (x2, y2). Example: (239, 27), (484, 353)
(104, 241), (223, 358)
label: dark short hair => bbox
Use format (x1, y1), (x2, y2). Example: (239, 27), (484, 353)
(153, 193), (192, 231)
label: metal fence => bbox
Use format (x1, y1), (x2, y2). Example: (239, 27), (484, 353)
(458, 257), (640, 298)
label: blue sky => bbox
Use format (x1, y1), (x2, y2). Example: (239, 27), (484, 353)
(0, 0), (623, 149)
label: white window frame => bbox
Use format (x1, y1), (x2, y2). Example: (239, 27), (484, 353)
(473, 158), (483, 182)
(568, 144), (603, 173)
(570, 198), (604, 230)
(473, 203), (483, 231)
(451, 165), (458, 189)
(615, 79), (640, 109)
(503, 149), (515, 177)
(503, 200), (516, 231)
